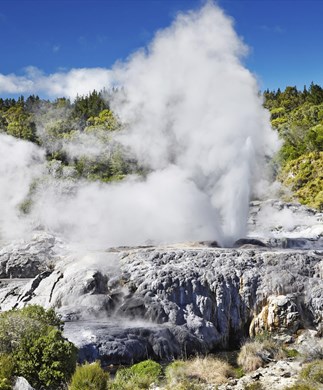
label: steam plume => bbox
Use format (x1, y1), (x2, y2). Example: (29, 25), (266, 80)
(0, 2), (279, 248)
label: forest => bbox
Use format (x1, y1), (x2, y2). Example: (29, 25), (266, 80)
(0, 83), (323, 210)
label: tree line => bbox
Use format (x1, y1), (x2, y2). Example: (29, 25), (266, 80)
(0, 90), (138, 184)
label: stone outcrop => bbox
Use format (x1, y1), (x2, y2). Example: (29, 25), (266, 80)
(0, 232), (59, 278)
(0, 239), (322, 365)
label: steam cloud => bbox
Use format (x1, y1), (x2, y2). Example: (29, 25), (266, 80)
(0, 2), (279, 248)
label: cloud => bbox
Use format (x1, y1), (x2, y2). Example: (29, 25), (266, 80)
(0, 67), (114, 99)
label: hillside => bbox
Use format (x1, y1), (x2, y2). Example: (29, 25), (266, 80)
(263, 83), (323, 210)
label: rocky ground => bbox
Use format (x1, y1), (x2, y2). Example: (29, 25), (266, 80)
(0, 200), (322, 388)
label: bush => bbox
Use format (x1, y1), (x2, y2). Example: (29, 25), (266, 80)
(0, 354), (14, 381)
(131, 360), (162, 383)
(14, 328), (77, 389)
(165, 360), (188, 387)
(18, 304), (63, 329)
(69, 361), (109, 390)
(0, 378), (12, 390)
(0, 305), (77, 390)
(113, 359), (162, 389)
(0, 305), (63, 354)
(237, 339), (285, 372)
(0, 354), (14, 390)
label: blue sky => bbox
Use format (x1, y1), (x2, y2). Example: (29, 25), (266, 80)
(0, 0), (322, 98)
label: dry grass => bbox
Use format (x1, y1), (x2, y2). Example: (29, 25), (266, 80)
(238, 339), (285, 372)
(185, 356), (234, 385)
(165, 356), (234, 388)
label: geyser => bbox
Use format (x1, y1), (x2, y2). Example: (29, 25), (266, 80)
(0, 2), (279, 248)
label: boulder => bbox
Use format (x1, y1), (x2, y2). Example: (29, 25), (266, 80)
(250, 295), (301, 336)
(13, 377), (35, 390)
(0, 232), (58, 278)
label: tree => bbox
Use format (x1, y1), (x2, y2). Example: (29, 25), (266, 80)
(0, 305), (77, 390)
(2, 105), (37, 142)
(307, 82), (323, 105)
(72, 90), (109, 121)
(86, 109), (120, 131)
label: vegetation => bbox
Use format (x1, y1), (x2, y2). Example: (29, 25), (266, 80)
(0, 90), (136, 187)
(263, 83), (323, 209)
(278, 152), (323, 210)
(300, 360), (323, 384)
(69, 361), (109, 390)
(164, 356), (234, 389)
(0, 305), (77, 390)
(237, 338), (285, 372)
(0, 355), (14, 390)
(112, 359), (162, 389)
(284, 385), (316, 390)
(282, 360), (323, 390)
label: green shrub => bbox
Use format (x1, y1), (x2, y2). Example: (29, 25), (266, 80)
(0, 305), (77, 390)
(113, 359), (162, 389)
(14, 328), (77, 389)
(279, 152), (323, 210)
(18, 304), (63, 329)
(0, 305), (63, 354)
(131, 359), (162, 383)
(69, 361), (109, 390)
(0, 354), (14, 382)
(165, 360), (187, 386)
(112, 368), (135, 390)
(0, 378), (12, 390)
(0, 354), (13, 390)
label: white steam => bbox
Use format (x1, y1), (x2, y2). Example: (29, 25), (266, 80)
(0, 2), (279, 247)
(110, 3), (278, 245)
(0, 134), (44, 242)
